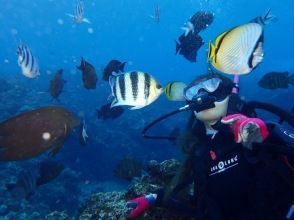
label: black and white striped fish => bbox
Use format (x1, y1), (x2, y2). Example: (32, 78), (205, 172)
(66, 0), (90, 24)
(109, 71), (163, 110)
(17, 44), (40, 79)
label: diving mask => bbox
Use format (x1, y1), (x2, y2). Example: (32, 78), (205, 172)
(184, 77), (232, 112)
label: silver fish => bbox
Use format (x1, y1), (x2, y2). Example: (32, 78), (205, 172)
(17, 44), (40, 79)
(109, 71), (163, 110)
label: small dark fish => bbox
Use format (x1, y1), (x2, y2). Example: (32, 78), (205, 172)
(176, 32), (204, 62)
(181, 11), (214, 36)
(36, 160), (65, 186)
(96, 103), (124, 120)
(258, 71), (294, 90)
(103, 59), (126, 81)
(49, 69), (66, 99)
(6, 160), (64, 199)
(190, 11), (214, 33)
(0, 106), (80, 161)
(77, 57), (97, 89)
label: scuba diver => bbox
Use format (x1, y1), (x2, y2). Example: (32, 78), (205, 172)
(125, 73), (294, 220)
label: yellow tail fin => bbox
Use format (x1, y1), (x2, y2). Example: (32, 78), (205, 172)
(208, 41), (216, 61)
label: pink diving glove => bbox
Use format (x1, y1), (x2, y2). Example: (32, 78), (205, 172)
(126, 194), (157, 218)
(221, 113), (269, 149)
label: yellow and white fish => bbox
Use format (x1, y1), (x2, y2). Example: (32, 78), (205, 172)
(17, 44), (40, 79)
(66, 0), (90, 24)
(164, 81), (187, 101)
(208, 22), (264, 75)
(109, 71), (163, 110)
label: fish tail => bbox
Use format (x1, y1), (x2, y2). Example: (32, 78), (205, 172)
(77, 57), (85, 70)
(176, 41), (181, 54)
(164, 83), (172, 99)
(82, 18), (91, 24)
(262, 8), (277, 25)
(208, 41), (215, 62)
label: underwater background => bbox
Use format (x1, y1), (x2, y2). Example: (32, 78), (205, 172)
(0, 0), (293, 219)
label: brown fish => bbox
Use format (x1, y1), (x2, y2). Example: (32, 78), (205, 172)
(102, 59), (126, 81)
(0, 106), (80, 161)
(77, 57), (97, 89)
(258, 71), (294, 90)
(49, 69), (66, 99)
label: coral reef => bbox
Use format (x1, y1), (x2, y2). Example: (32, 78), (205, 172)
(76, 159), (193, 220)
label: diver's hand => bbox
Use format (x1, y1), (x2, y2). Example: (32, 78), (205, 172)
(125, 194), (157, 218)
(221, 113), (269, 149)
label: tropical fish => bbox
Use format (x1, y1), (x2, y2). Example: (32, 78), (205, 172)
(103, 59), (126, 81)
(66, 0), (90, 24)
(17, 44), (40, 79)
(6, 160), (64, 199)
(109, 71), (163, 110)
(176, 32), (204, 62)
(96, 103), (124, 120)
(0, 106), (80, 161)
(208, 22), (264, 75)
(149, 4), (160, 24)
(77, 57), (97, 89)
(182, 11), (214, 36)
(258, 71), (294, 90)
(250, 8), (277, 26)
(164, 81), (187, 101)
(49, 69), (66, 99)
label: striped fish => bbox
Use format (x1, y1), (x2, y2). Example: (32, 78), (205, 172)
(164, 81), (187, 101)
(208, 22), (264, 75)
(17, 44), (40, 79)
(109, 71), (163, 110)
(66, 0), (90, 24)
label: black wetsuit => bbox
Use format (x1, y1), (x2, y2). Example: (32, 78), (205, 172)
(156, 121), (294, 220)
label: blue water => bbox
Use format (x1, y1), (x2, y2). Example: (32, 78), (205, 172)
(0, 0), (293, 218)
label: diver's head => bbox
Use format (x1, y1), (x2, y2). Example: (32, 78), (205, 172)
(184, 73), (234, 124)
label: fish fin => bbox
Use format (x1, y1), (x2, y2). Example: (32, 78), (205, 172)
(262, 8), (277, 25)
(50, 141), (63, 157)
(289, 73), (294, 86)
(130, 106), (144, 110)
(181, 27), (190, 37)
(110, 99), (120, 108)
(181, 21), (194, 36)
(119, 62), (126, 72)
(109, 75), (116, 96)
(176, 41), (181, 54)
(82, 18), (91, 24)
(65, 13), (75, 18)
(208, 41), (216, 61)
(77, 57), (85, 70)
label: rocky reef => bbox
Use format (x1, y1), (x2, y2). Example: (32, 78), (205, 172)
(76, 159), (194, 220)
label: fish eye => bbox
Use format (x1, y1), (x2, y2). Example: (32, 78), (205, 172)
(42, 132), (51, 141)
(156, 84), (162, 89)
